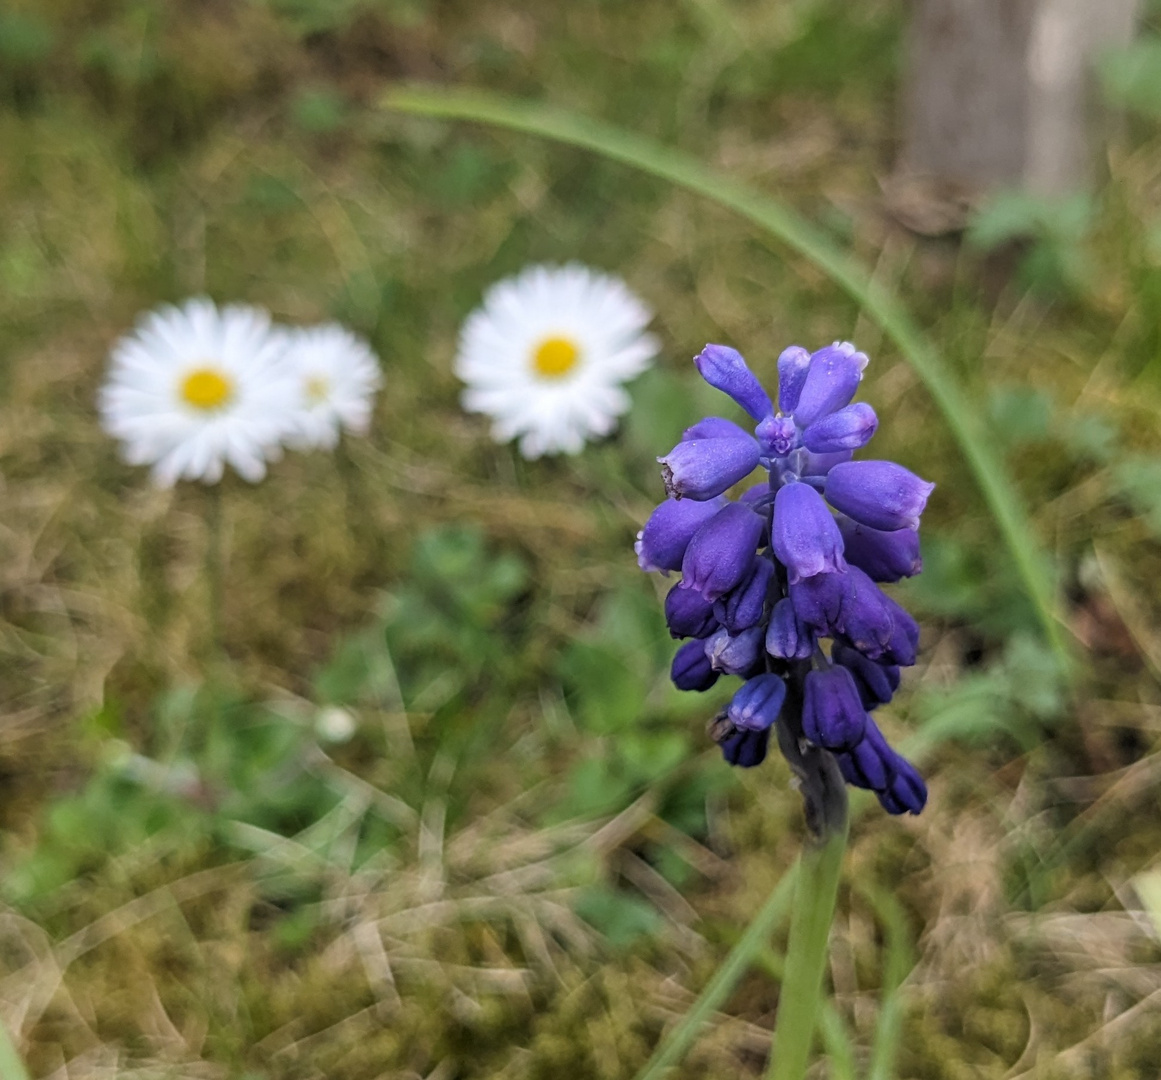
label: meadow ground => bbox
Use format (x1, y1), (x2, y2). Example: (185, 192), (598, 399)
(2, 1), (1161, 1077)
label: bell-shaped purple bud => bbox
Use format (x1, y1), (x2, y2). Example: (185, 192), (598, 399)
(772, 481), (846, 583)
(766, 597), (816, 660)
(705, 625), (765, 675)
(835, 719), (892, 790)
(799, 449), (852, 477)
(777, 345), (811, 415)
(792, 342), (868, 428)
(636, 496), (726, 573)
(878, 593), (919, 666)
(879, 756), (927, 815)
(836, 566), (896, 659)
(671, 638), (720, 691)
(756, 415), (797, 458)
(659, 437), (760, 501)
(832, 642), (900, 708)
(824, 460), (935, 532)
(802, 403), (878, 454)
(682, 416), (752, 441)
(789, 571), (846, 632)
(680, 502), (765, 602)
(693, 344), (773, 421)
(665, 582), (719, 639)
(714, 556), (774, 633)
(727, 673), (787, 731)
(717, 726), (770, 768)
(838, 517), (922, 582)
(802, 666), (868, 750)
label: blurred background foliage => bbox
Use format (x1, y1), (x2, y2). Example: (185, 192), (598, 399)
(1, 0), (1161, 1077)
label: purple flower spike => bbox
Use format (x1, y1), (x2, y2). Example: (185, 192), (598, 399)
(802, 666), (868, 750)
(705, 625), (765, 675)
(671, 638), (720, 691)
(718, 727), (770, 768)
(681, 502), (765, 602)
(664, 582), (719, 639)
(824, 460), (935, 532)
(802, 402), (878, 454)
(777, 345), (812, 415)
(659, 437), (760, 501)
(838, 517), (922, 582)
(694, 344), (773, 421)
(682, 416), (751, 441)
(832, 643), (900, 708)
(728, 673), (787, 731)
(636, 496), (726, 574)
(792, 342), (868, 428)
(766, 596), (815, 660)
(772, 482), (846, 584)
(714, 556), (774, 633)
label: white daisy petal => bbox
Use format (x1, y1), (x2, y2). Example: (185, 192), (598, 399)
(98, 297), (301, 487)
(453, 263), (660, 459)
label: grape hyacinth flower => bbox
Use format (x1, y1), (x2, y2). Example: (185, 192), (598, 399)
(636, 340), (933, 831)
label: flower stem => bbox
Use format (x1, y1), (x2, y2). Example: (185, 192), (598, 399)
(206, 483), (225, 666)
(765, 816), (849, 1080)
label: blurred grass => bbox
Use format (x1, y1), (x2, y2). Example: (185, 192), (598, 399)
(1, 0), (1161, 1078)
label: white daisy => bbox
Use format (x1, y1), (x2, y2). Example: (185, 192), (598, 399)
(98, 297), (299, 486)
(282, 323), (383, 451)
(454, 263), (660, 458)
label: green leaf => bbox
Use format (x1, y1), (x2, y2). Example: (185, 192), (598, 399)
(572, 884), (664, 948)
(1099, 38), (1161, 119)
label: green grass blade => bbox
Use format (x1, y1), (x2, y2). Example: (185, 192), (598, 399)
(634, 863), (799, 1080)
(0, 1018), (30, 1080)
(379, 85), (1070, 668)
(862, 883), (915, 1080)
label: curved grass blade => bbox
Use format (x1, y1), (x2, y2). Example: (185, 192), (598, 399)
(380, 85), (1070, 667)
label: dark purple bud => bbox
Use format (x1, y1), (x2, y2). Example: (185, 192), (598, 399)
(832, 643), (900, 708)
(671, 638), (720, 691)
(718, 726), (770, 768)
(836, 566), (896, 659)
(878, 593), (919, 666)
(705, 625), (765, 675)
(756, 415), (797, 457)
(682, 416), (752, 441)
(680, 502), (765, 602)
(789, 571), (846, 632)
(835, 720), (892, 790)
(659, 437), (760, 500)
(714, 556), (774, 633)
(777, 345), (811, 414)
(802, 403), (878, 454)
(824, 460), (935, 532)
(799, 449), (852, 477)
(838, 517), (922, 582)
(792, 342), (868, 428)
(766, 597), (816, 660)
(727, 673), (787, 731)
(739, 483), (773, 546)
(665, 582), (719, 639)
(772, 482), (846, 583)
(636, 496), (726, 573)
(879, 756), (927, 815)
(802, 666), (868, 750)
(693, 344), (773, 421)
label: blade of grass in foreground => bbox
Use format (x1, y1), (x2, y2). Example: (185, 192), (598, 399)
(0, 1018), (30, 1080)
(380, 85), (1070, 669)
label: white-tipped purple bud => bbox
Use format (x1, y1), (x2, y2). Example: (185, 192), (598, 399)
(693, 344), (774, 421)
(777, 345), (812, 415)
(766, 597), (816, 661)
(714, 556), (774, 633)
(704, 625), (765, 675)
(664, 582), (719, 639)
(771, 481), (846, 584)
(671, 638), (720, 691)
(682, 416), (751, 441)
(837, 517), (922, 582)
(802, 666), (868, 750)
(659, 436), (760, 501)
(680, 502), (765, 602)
(727, 673), (787, 731)
(802, 402), (878, 454)
(792, 342), (868, 428)
(635, 496), (726, 574)
(824, 460), (935, 532)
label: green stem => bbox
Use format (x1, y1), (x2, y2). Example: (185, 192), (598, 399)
(0, 1017), (30, 1080)
(379, 85), (1071, 670)
(766, 817), (849, 1080)
(635, 863), (799, 1080)
(206, 482), (225, 667)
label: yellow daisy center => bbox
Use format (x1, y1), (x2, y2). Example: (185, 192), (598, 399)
(532, 336), (580, 379)
(304, 375), (330, 404)
(180, 367), (233, 411)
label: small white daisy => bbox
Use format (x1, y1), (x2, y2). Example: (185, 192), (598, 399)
(98, 297), (300, 486)
(282, 323), (383, 451)
(454, 263), (660, 458)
